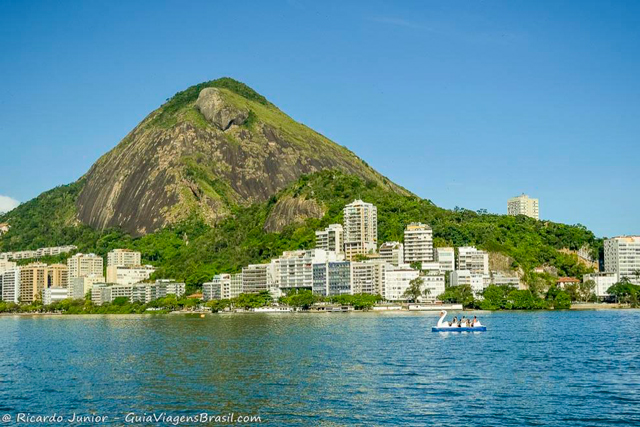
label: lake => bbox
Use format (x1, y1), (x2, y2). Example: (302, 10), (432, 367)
(1, 310), (639, 426)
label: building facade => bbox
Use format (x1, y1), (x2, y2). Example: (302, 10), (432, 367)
(451, 270), (486, 295)
(312, 261), (352, 297)
(351, 260), (386, 295)
(379, 242), (404, 266)
(69, 274), (105, 299)
(403, 223), (433, 263)
(343, 200), (377, 260)
(457, 246), (489, 276)
(436, 247), (455, 272)
(106, 265), (155, 285)
(583, 272), (618, 298)
(107, 249), (141, 267)
(67, 253), (104, 280)
(43, 287), (70, 305)
(604, 236), (640, 285)
(383, 266), (419, 301)
(508, 194), (539, 220)
(315, 224), (344, 254)
(0, 268), (20, 303)
(242, 264), (269, 294)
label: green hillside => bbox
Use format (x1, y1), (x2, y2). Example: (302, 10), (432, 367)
(0, 170), (600, 293)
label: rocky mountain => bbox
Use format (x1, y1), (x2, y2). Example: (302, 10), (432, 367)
(75, 78), (407, 236)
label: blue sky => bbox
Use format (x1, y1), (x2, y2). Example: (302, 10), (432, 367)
(0, 0), (638, 237)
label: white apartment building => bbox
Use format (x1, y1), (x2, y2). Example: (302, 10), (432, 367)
(67, 253), (104, 280)
(604, 236), (640, 285)
(230, 273), (243, 298)
(69, 274), (105, 299)
(0, 268), (20, 303)
(0, 259), (17, 274)
(436, 247), (455, 272)
(451, 270), (486, 295)
(508, 193), (539, 220)
(107, 249), (141, 267)
(351, 260), (386, 295)
(457, 246), (489, 275)
(106, 265), (155, 285)
(315, 224), (344, 254)
(379, 242), (404, 266)
(403, 222), (434, 263)
(43, 287), (70, 305)
(203, 274), (231, 301)
(242, 264), (269, 294)
(343, 200), (377, 260)
(0, 245), (77, 261)
(277, 249), (340, 291)
(91, 280), (185, 305)
(583, 272), (618, 298)
(383, 266), (419, 301)
(421, 273), (446, 303)
(491, 272), (521, 288)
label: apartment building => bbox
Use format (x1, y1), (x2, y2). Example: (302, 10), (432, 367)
(106, 265), (155, 285)
(383, 266), (420, 301)
(583, 272), (618, 298)
(315, 224), (344, 254)
(403, 222), (434, 263)
(508, 193), (539, 220)
(457, 246), (489, 275)
(242, 264), (269, 294)
(421, 273), (446, 303)
(107, 249), (141, 267)
(351, 260), (386, 295)
(379, 242), (404, 266)
(451, 270), (486, 295)
(604, 236), (640, 285)
(203, 274), (231, 301)
(436, 247), (455, 272)
(343, 200), (377, 260)
(69, 274), (105, 299)
(277, 249), (340, 291)
(43, 287), (70, 305)
(0, 268), (20, 303)
(91, 280), (185, 305)
(312, 261), (352, 297)
(67, 253), (103, 280)
(19, 263), (49, 303)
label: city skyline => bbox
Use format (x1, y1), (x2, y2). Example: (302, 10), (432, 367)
(1, 1), (639, 237)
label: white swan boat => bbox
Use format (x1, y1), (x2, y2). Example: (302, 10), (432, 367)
(432, 310), (487, 332)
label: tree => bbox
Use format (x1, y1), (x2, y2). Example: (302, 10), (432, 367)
(607, 280), (640, 306)
(409, 261), (422, 271)
(553, 291), (571, 309)
(438, 284), (475, 308)
(579, 280), (596, 303)
(280, 289), (317, 310)
(402, 277), (425, 302)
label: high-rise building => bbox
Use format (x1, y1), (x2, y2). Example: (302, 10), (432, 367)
(351, 260), (386, 295)
(106, 265), (155, 285)
(107, 249), (141, 267)
(436, 247), (455, 272)
(69, 274), (105, 299)
(343, 200), (377, 260)
(277, 249), (340, 291)
(457, 247), (489, 276)
(47, 264), (69, 288)
(312, 261), (352, 297)
(383, 266), (420, 301)
(203, 274), (231, 301)
(19, 262), (49, 303)
(0, 268), (20, 303)
(67, 253), (104, 280)
(315, 224), (344, 254)
(508, 194), (539, 220)
(379, 242), (404, 266)
(604, 236), (640, 285)
(230, 273), (243, 298)
(242, 264), (269, 294)
(403, 223), (433, 263)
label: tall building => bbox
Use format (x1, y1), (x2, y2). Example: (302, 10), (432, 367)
(106, 265), (155, 285)
(383, 266), (420, 301)
(436, 247), (455, 272)
(0, 268), (20, 303)
(203, 274), (231, 301)
(315, 224), (344, 254)
(351, 260), (386, 295)
(67, 253), (104, 280)
(47, 264), (69, 288)
(277, 249), (340, 291)
(379, 242), (404, 266)
(457, 247), (489, 275)
(343, 200), (377, 260)
(508, 194), (539, 220)
(242, 264), (269, 294)
(107, 249), (141, 267)
(403, 223), (434, 263)
(312, 261), (352, 297)
(69, 274), (105, 299)
(604, 236), (640, 285)
(230, 273), (243, 298)
(19, 262), (49, 303)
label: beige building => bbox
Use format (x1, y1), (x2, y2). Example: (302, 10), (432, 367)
(351, 260), (387, 295)
(508, 194), (539, 220)
(67, 253), (104, 279)
(106, 265), (155, 285)
(107, 249), (141, 267)
(379, 242), (403, 266)
(403, 223), (433, 263)
(19, 262), (49, 303)
(242, 264), (269, 294)
(343, 200), (377, 260)
(315, 224), (344, 254)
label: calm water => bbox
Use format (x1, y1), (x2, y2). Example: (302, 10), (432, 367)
(1, 310), (639, 426)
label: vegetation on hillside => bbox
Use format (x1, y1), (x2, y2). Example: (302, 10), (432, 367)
(1, 170), (600, 295)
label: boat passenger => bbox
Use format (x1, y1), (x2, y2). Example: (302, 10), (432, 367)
(450, 316), (457, 327)
(472, 316), (482, 327)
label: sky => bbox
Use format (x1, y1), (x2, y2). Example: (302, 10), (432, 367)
(0, 1), (638, 237)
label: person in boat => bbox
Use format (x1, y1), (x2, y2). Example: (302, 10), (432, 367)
(465, 318), (471, 327)
(450, 316), (457, 327)
(472, 316), (482, 327)
(460, 316), (467, 326)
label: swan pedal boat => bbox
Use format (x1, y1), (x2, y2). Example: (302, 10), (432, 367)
(432, 310), (487, 332)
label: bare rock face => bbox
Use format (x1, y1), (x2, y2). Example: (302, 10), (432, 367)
(263, 195), (325, 233)
(195, 88), (249, 130)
